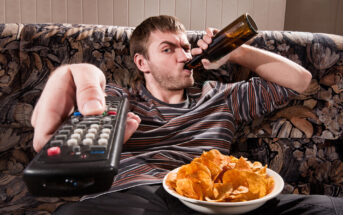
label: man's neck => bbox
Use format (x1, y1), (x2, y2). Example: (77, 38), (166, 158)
(145, 84), (185, 104)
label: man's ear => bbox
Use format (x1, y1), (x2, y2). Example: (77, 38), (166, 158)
(134, 53), (149, 73)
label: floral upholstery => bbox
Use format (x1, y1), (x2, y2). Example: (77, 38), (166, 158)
(0, 23), (342, 214)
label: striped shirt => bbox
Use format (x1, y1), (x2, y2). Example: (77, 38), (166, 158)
(82, 77), (298, 200)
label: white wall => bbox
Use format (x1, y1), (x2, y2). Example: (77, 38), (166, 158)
(0, 0), (286, 30)
(285, 0), (343, 35)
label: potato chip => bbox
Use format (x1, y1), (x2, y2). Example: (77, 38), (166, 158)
(165, 172), (177, 189)
(176, 178), (200, 199)
(234, 157), (252, 171)
(166, 149), (275, 202)
(176, 160), (213, 200)
(205, 182), (233, 202)
(222, 169), (249, 190)
(266, 175), (275, 194)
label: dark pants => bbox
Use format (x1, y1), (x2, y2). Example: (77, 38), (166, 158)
(54, 185), (343, 215)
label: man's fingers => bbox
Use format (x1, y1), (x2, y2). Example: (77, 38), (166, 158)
(190, 28), (218, 57)
(191, 47), (203, 56)
(197, 39), (208, 50)
(32, 91), (76, 152)
(70, 64), (106, 115)
(202, 34), (212, 44)
(31, 98), (41, 128)
(205, 28), (214, 37)
(31, 67), (78, 152)
(124, 112), (141, 143)
(206, 27), (219, 37)
(33, 108), (65, 152)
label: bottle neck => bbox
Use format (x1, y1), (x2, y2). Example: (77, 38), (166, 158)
(184, 53), (205, 70)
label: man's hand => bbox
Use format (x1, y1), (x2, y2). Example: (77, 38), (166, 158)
(31, 64), (106, 152)
(191, 27), (236, 70)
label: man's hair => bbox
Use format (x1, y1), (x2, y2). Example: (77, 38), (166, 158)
(130, 15), (186, 59)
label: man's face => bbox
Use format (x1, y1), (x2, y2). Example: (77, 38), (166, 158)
(144, 30), (193, 90)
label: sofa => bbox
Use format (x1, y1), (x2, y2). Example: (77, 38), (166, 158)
(0, 23), (342, 214)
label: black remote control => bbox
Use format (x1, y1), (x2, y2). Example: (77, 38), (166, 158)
(23, 96), (129, 196)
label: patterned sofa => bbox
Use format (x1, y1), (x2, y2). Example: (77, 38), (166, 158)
(0, 23), (342, 214)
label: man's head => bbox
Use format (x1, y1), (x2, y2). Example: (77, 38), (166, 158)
(130, 15), (194, 93)
(130, 15), (186, 60)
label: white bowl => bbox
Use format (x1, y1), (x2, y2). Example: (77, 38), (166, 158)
(163, 167), (284, 215)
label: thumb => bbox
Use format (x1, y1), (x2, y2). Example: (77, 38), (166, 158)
(201, 52), (231, 70)
(70, 64), (107, 115)
(78, 86), (106, 115)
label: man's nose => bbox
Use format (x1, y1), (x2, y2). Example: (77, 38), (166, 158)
(178, 49), (192, 62)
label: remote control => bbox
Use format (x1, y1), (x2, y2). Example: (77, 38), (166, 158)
(23, 96), (129, 196)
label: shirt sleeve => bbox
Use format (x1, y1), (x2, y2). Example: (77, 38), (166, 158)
(227, 77), (299, 124)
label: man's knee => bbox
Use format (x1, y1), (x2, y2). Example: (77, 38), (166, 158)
(277, 194), (343, 215)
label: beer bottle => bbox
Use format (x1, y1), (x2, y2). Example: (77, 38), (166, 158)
(184, 13), (258, 70)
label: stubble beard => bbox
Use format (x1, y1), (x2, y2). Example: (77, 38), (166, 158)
(152, 70), (194, 91)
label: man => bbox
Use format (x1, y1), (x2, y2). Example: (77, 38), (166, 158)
(31, 15), (342, 214)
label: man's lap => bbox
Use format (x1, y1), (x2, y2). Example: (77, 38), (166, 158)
(54, 185), (343, 215)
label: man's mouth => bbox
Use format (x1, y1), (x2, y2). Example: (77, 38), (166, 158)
(183, 68), (192, 76)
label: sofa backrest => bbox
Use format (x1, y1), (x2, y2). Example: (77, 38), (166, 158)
(1, 23), (343, 151)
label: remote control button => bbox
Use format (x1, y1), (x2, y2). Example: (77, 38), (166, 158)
(102, 117), (112, 124)
(47, 146), (61, 156)
(73, 112), (82, 116)
(103, 125), (113, 129)
(108, 111), (117, 116)
(58, 129), (71, 135)
(98, 138), (108, 146)
(82, 138), (93, 146)
(90, 124), (100, 130)
(109, 107), (117, 111)
(71, 118), (80, 124)
(70, 133), (81, 141)
(62, 125), (73, 130)
(55, 134), (67, 140)
(76, 124), (87, 129)
(81, 121), (95, 125)
(85, 133), (96, 139)
(90, 145), (106, 154)
(101, 128), (111, 134)
(67, 139), (78, 146)
(83, 118), (100, 124)
(100, 133), (109, 139)
(88, 128), (97, 134)
(83, 116), (99, 120)
(50, 140), (63, 147)
(74, 128), (84, 135)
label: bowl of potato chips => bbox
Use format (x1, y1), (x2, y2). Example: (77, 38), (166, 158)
(163, 149), (284, 214)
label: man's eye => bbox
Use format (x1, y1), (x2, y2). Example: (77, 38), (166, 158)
(163, 48), (171, 53)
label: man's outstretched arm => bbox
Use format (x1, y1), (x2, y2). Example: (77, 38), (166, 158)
(31, 63), (140, 152)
